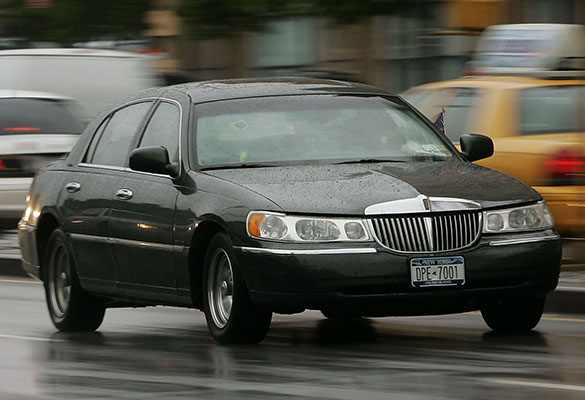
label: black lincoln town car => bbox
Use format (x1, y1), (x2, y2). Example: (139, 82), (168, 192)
(18, 78), (561, 343)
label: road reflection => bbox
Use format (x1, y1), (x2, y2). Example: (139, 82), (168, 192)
(27, 314), (575, 399)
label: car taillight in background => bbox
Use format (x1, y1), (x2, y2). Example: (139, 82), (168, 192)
(544, 150), (585, 185)
(0, 154), (65, 177)
(4, 127), (41, 132)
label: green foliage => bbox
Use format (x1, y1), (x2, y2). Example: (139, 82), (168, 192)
(177, 0), (316, 39)
(177, 0), (419, 39)
(2, 0), (153, 44)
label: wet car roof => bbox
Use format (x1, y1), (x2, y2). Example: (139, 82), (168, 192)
(168, 78), (393, 103)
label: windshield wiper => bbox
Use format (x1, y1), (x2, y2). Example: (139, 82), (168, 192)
(200, 163), (279, 171)
(334, 158), (406, 165)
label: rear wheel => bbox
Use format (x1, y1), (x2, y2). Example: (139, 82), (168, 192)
(44, 229), (106, 331)
(203, 233), (272, 344)
(481, 297), (545, 333)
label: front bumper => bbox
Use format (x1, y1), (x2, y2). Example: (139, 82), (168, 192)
(235, 230), (561, 316)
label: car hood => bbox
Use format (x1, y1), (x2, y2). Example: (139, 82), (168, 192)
(204, 162), (540, 215)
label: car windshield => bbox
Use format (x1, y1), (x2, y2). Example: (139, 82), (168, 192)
(0, 98), (82, 135)
(194, 95), (455, 168)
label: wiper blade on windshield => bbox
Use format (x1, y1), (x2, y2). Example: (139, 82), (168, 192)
(334, 158), (406, 165)
(200, 163), (279, 171)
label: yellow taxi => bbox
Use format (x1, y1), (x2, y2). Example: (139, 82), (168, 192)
(402, 24), (585, 237)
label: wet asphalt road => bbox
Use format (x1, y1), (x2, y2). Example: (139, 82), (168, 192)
(2, 277), (585, 399)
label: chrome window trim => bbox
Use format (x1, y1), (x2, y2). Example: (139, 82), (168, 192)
(237, 247), (377, 255)
(488, 235), (560, 247)
(79, 97), (183, 179)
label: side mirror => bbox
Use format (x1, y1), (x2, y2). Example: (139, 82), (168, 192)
(459, 134), (494, 162)
(129, 146), (179, 177)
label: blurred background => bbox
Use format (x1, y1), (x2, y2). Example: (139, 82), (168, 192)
(0, 0), (580, 91)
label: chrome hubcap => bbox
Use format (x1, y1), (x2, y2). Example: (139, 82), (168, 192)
(48, 243), (72, 318)
(207, 249), (234, 329)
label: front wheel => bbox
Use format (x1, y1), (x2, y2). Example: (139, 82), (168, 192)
(44, 229), (106, 331)
(481, 297), (545, 333)
(203, 233), (272, 344)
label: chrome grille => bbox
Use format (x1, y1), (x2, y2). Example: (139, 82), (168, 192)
(370, 211), (481, 253)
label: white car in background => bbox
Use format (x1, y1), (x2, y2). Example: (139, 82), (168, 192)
(0, 48), (163, 121)
(0, 91), (83, 228)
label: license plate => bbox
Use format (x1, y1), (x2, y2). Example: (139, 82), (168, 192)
(410, 256), (465, 288)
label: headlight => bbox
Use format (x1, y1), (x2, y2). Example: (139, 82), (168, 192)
(483, 202), (554, 233)
(247, 212), (371, 242)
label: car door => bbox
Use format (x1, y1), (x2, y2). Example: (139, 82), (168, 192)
(61, 100), (154, 294)
(109, 98), (183, 301)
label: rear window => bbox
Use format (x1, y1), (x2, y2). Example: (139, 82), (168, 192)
(0, 98), (82, 135)
(520, 86), (583, 135)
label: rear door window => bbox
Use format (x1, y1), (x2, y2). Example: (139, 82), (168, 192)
(0, 98), (82, 135)
(88, 101), (153, 167)
(519, 86), (583, 135)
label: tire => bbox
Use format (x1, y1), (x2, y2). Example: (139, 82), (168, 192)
(203, 233), (272, 344)
(481, 297), (545, 333)
(44, 229), (106, 332)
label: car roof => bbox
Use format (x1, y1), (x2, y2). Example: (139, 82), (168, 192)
(0, 48), (149, 59)
(168, 77), (392, 103)
(409, 75), (585, 91)
(0, 89), (71, 100)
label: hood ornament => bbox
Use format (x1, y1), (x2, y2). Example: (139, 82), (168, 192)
(423, 198), (431, 211)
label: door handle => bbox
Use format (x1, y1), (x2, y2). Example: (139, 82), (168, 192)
(65, 182), (81, 193)
(115, 188), (133, 200)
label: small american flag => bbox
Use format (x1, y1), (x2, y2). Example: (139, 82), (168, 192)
(433, 109), (445, 135)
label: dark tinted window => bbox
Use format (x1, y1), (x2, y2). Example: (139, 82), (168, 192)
(83, 117), (109, 163)
(520, 86), (582, 135)
(0, 98), (82, 135)
(90, 102), (152, 167)
(139, 102), (180, 162)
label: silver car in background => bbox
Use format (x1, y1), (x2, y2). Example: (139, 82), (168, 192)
(0, 91), (83, 228)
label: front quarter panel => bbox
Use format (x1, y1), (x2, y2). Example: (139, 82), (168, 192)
(18, 162), (69, 279)
(174, 171), (282, 247)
